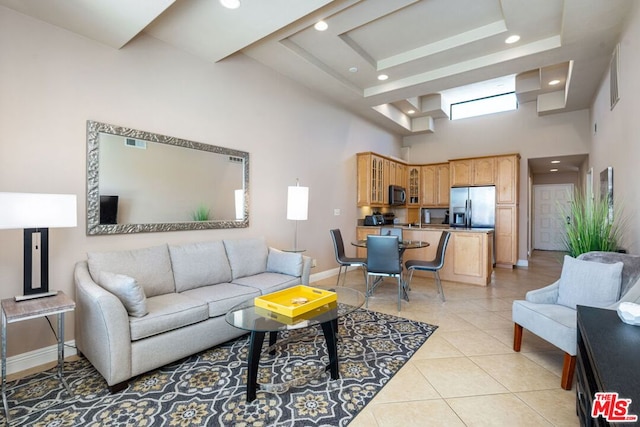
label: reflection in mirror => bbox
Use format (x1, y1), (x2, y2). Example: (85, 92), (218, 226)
(87, 120), (249, 235)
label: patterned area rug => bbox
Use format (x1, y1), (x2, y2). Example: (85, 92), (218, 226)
(2, 308), (436, 426)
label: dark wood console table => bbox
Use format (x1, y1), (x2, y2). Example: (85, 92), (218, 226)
(577, 305), (640, 426)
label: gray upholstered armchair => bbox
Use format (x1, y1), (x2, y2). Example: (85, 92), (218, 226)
(512, 251), (640, 390)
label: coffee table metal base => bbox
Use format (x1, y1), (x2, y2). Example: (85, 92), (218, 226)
(246, 318), (339, 402)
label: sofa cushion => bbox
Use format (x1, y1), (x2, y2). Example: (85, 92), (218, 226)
(129, 293), (208, 341)
(557, 255), (623, 310)
(169, 241), (232, 292)
(88, 244), (175, 297)
(267, 248), (303, 277)
(233, 272), (300, 295)
(181, 283), (261, 318)
(98, 271), (148, 317)
(224, 238), (268, 280)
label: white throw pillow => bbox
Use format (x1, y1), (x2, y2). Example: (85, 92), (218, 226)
(99, 271), (148, 317)
(557, 255), (623, 309)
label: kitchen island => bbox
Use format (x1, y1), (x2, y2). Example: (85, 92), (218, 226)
(356, 226), (494, 286)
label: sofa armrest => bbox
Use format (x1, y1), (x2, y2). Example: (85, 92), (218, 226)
(525, 280), (560, 304)
(74, 261), (132, 386)
(301, 255), (312, 286)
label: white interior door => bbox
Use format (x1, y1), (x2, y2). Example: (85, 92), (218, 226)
(533, 184), (574, 250)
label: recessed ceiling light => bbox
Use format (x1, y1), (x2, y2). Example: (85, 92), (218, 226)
(348, 67), (358, 73)
(505, 35), (520, 44)
(550, 160), (561, 164)
(314, 21), (328, 31)
(549, 79), (561, 86)
(378, 74), (389, 81)
(220, 0), (240, 9)
(407, 110), (416, 114)
(550, 168), (559, 172)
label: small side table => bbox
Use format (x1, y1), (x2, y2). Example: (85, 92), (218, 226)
(1, 291), (75, 423)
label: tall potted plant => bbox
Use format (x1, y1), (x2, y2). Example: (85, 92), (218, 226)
(562, 191), (624, 257)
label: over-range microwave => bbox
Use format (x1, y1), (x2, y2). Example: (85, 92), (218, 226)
(389, 185), (406, 205)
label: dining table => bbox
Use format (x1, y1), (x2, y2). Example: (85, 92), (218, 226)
(351, 238), (429, 302)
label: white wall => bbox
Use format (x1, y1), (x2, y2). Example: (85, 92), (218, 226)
(404, 102), (592, 263)
(0, 6), (402, 356)
(589, 1), (640, 254)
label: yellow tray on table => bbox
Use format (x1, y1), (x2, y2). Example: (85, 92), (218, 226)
(254, 285), (337, 318)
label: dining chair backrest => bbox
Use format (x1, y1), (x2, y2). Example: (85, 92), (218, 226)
(433, 231), (451, 269)
(366, 235), (401, 274)
(381, 227), (403, 241)
(330, 229), (346, 262)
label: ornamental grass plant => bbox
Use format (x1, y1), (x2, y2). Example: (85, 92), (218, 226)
(562, 191), (624, 257)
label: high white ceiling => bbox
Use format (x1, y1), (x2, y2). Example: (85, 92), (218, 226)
(0, 0), (632, 136)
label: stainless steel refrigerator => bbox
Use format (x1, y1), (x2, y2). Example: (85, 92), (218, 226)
(450, 186), (496, 228)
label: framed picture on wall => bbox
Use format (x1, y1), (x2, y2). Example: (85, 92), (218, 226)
(600, 166), (613, 222)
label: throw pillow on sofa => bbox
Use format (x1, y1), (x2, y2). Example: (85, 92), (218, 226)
(557, 255), (623, 309)
(224, 238), (268, 279)
(98, 271), (148, 317)
(267, 248), (303, 277)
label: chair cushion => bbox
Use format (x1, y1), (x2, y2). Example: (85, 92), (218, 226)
(169, 241), (232, 292)
(98, 271), (148, 317)
(88, 244), (175, 297)
(557, 255), (623, 309)
(267, 248), (303, 277)
(224, 238), (268, 279)
(512, 300), (578, 355)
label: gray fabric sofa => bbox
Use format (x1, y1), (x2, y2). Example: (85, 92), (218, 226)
(74, 237), (311, 392)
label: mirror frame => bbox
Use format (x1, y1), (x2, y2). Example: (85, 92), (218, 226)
(86, 120), (249, 235)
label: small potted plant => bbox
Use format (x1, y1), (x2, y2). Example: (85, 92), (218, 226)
(191, 204), (211, 221)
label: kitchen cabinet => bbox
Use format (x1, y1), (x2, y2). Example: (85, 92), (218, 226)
(495, 154), (519, 204)
(357, 153), (386, 207)
(420, 163), (449, 208)
(494, 154), (520, 267)
(407, 166), (420, 206)
(495, 205), (518, 267)
(450, 157), (495, 187)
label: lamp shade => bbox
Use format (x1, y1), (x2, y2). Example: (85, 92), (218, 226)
(0, 192), (77, 229)
(287, 186), (309, 221)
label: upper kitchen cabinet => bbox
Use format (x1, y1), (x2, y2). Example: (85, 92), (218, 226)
(357, 152), (387, 207)
(495, 154), (520, 205)
(421, 163), (449, 207)
(450, 157), (495, 187)
(407, 166), (420, 206)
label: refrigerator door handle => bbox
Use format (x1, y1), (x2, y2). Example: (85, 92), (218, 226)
(467, 199), (472, 228)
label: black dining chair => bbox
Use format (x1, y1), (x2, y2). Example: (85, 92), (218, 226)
(381, 226), (403, 240)
(330, 229), (367, 287)
(404, 231), (451, 302)
(365, 234), (404, 311)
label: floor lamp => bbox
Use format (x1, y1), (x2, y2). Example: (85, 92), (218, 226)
(0, 192), (77, 301)
(286, 180), (308, 252)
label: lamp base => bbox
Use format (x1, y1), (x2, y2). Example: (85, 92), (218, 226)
(14, 290), (59, 302)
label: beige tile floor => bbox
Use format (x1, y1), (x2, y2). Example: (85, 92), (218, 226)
(311, 250), (579, 427)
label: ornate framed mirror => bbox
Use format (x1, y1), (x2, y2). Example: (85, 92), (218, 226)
(86, 120), (249, 235)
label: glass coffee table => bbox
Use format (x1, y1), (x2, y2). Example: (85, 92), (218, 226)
(225, 286), (365, 402)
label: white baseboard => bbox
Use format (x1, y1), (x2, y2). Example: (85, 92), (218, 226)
(310, 267), (340, 283)
(516, 259), (529, 267)
(6, 340), (77, 376)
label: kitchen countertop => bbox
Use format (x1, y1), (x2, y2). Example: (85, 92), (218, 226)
(357, 225), (494, 233)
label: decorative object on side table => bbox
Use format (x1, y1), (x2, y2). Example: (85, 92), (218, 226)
(0, 192), (77, 300)
(617, 302), (640, 325)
